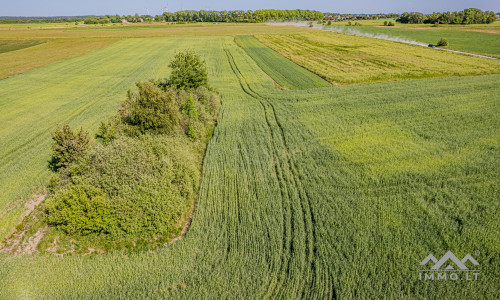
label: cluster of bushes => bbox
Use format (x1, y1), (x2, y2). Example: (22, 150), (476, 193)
(346, 21), (362, 26)
(83, 16), (114, 24)
(397, 8), (496, 24)
(43, 51), (220, 249)
(323, 13), (401, 22)
(383, 21), (395, 26)
(83, 14), (156, 24)
(437, 38), (448, 46)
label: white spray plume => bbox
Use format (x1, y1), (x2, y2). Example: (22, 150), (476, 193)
(267, 21), (428, 47)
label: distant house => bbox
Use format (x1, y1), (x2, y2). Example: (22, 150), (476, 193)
(120, 19), (129, 24)
(140, 18), (144, 22)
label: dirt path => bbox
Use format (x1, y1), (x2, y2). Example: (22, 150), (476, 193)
(0, 193), (47, 255)
(434, 47), (500, 60)
(329, 28), (500, 60)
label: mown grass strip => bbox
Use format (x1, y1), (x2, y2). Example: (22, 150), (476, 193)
(235, 35), (330, 89)
(0, 40), (46, 54)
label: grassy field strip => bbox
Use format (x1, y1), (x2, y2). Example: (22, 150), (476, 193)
(0, 38), (188, 240)
(257, 32), (500, 85)
(0, 38), (120, 79)
(321, 25), (500, 57)
(0, 40), (47, 54)
(234, 35), (330, 89)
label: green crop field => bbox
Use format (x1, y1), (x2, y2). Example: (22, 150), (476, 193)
(235, 35), (330, 89)
(258, 32), (500, 85)
(0, 23), (499, 299)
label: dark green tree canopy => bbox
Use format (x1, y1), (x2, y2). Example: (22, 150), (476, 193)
(168, 50), (208, 89)
(121, 81), (180, 134)
(397, 8), (496, 24)
(49, 124), (90, 171)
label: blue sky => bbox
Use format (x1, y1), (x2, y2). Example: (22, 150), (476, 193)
(2, 0), (499, 17)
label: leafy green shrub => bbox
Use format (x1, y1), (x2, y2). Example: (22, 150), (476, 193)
(193, 86), (220, 115)
(388, 21), (395, 26)
(168, 50), (208, 89)
(186, 124), (197, 139)
(67, 135), (198, 237)
(437, 38), (448, 46)
(183, 94), (199, 119)
(327, 21), (332, 26)
(183, 94), (200, 139)
(95, 121), (116, 144)
(44, 185), (116, 235)
(49, 124), (90, 171)
(121, 81), (180, 134)
(384, 21), (388, 26)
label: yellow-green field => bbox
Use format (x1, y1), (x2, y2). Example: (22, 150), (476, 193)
(0, 22), (498, 299)
(0, 38), (119, 79)
(257, 32), (500, 85)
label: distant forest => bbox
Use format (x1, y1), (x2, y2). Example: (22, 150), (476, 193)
(1, 8), (497, 25)
(0, 16), (88, 24)
(161, 9), (324, 23)
(397, 8), (497, 24)
(0, 10), (324, 24)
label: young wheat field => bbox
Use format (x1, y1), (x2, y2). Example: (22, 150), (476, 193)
(0, 23), (499, 299)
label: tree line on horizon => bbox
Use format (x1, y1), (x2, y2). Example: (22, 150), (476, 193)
(161, 9), (324, 23)
(397, 8), (497, 24)
(0, 16), (87, 24)
(2, 8), (498, 25)
(0, 9), (325, 24)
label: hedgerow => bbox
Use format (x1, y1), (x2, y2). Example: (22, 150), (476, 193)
(40, 51), (220, 251)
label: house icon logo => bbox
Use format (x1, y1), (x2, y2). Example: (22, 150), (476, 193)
(418, 251), (480, 281)
(420, 250), (479, 270)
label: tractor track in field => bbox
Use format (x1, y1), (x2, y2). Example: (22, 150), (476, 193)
(224, 47), (320, 298)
